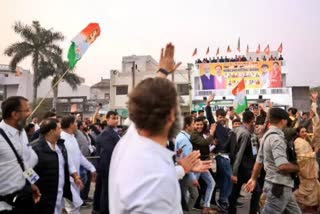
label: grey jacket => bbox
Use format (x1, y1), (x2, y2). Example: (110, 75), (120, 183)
(232, 126), (257, 176)
(75, 130), (91, 157)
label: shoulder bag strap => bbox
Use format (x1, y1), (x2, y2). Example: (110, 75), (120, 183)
(0, 128), (25, 171)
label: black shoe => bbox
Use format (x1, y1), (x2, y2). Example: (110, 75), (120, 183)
(81, 202), (91, 208)
(216, 200), (228, 212)
(85, 198), (94, 204)
(236, 201), (244, 208)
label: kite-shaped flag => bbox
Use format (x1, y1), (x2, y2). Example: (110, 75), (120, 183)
(68, 23), (101, 68)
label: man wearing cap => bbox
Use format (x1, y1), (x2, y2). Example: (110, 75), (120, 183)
(245, 108), (301, 214)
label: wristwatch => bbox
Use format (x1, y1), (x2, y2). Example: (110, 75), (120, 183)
(157, 68), (169, 76)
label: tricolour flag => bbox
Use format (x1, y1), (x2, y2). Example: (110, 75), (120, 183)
(206, 47), (210, 55)
(237, 37), (241, 52)
(277, 43), (283, 53)
(192, 48), (197, 56)
(232, 79), (248, 114)
(67, 23), (101, 69)
(264, 44), (270, 55)
(227, 45), (232, 53)
(216, 47), (220, 56)
(256, 44), (260, 54)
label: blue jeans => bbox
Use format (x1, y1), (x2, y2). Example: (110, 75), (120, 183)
(216, 155), (232, 204)
(196, 171), (215, 207)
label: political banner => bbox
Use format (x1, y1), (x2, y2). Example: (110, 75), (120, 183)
(194, 61), (282, 91)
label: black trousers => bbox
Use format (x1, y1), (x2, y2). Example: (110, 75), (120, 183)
(93, 172), (102, 212)
(81, 170), (92, 200)
(228, 167), (262, 214)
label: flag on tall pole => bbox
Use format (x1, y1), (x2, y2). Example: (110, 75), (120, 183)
(277, 43), (283, 53)
(246, 45), (249, 54)
(67, 23), (101, 69)
(206, 47), (210, 55)
(227, 45), (232, 53)
(237, 37), (241, 52)
(216, 47), (220, 56)
(264, 44), (270, 55)
(256, 44), (260, 54)
(232, 79), (248, 114)
(192, 48), (197, 57)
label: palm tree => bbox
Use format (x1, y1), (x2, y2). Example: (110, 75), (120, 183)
(38, 56), (81, 110)
(4, 21), (64, 103)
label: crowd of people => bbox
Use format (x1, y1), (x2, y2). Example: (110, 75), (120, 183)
(195, 55), (284, 64)
(0, 43), (319, 214)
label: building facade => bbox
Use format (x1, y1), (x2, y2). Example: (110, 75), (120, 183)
(110, 55), (193, 117)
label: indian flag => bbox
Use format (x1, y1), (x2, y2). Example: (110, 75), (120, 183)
(232, 79), (248, 114)
(67, 23), (101, 69)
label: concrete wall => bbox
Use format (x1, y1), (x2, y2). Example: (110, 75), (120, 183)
(90, 88), (110, 100)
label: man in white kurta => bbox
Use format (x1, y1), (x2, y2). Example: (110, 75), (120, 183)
(60, 116), (96, 214)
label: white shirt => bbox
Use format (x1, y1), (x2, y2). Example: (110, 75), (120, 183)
(0, 121), (38, 211)
(47, 142), (65, 214)
(109, 125), (183, 214)
(60, 131), (96, 208)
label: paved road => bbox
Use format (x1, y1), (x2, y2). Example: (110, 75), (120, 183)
(80, 184), (252, 214)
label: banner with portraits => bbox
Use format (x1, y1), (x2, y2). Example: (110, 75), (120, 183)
(194, 61), (282, 91)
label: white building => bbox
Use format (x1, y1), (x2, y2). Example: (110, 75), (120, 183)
(110, 56), (193, 116)
(0, 64), (94, 117)
(0, 64), (33, 103)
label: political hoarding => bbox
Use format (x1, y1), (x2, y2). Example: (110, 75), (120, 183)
(194, 61), (282, 91)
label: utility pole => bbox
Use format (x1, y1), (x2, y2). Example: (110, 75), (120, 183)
(132, 61), (136, 88)
(187, 63), (193, 113)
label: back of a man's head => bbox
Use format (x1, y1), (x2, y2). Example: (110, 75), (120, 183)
(242, 110), (255, 124)
(128, 78), (177, 136)
(43, 111), (57, 120)
(40, 118), (59, 136)
(269, 108), (289, 125)
(61, 116), (76, 129)
(1, 96), (28, 120)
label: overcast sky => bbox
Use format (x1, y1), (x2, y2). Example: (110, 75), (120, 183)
(1, 0), (320, 86)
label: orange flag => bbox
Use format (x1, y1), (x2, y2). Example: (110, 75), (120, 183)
(256, 44), (260, 54)
(206, 47), (210, 55)
(277, 43), (283, 53)
(264, 44), (270, 55)
(216, 47), (220, 56)
(227, 45), (232, 53)
(192, 48), (197, 57)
